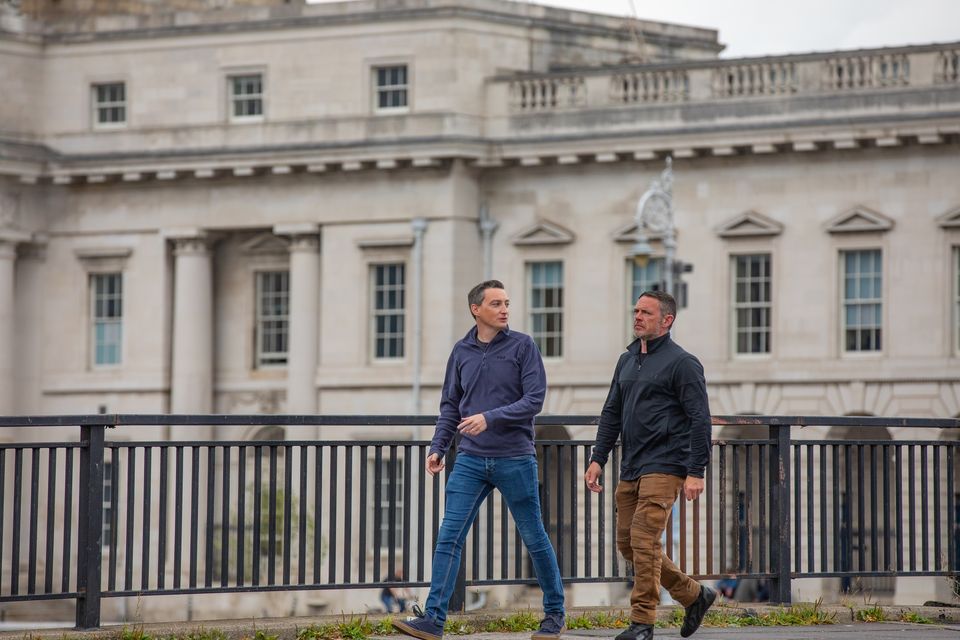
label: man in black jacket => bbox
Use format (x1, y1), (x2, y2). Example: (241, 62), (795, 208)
(584, 290), (715, 640)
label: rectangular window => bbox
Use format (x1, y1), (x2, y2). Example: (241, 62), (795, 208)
(92, 82), (126, 128)
(376, 458), (404, 550)
(529, 261), (564, 358)
(102, 461), (113, 549)
(229, 73), (264, 121)
(733, 254), (772, 354)
(256, 271), (289, 366)
(842, 249), (882, 352)
(374, 65), (408, 112)
(955, 247), (960, 353)
(91, 273), (122, 366)
(372, 264), (405, 359)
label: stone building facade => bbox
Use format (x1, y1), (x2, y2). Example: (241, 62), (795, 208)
(0, 0), (958, 622)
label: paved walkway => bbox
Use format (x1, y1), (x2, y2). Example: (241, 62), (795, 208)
(3, 609), (959, 640)
(562, 623), (960, 638)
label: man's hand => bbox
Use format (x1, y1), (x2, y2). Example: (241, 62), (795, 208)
(457, 413), (487, 436)
(683, 476), (704, 501)
(584, 461), (603, 493)
(425, 453), (445, 476)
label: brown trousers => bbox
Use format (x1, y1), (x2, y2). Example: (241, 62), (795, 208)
(615, 473), (701, 624)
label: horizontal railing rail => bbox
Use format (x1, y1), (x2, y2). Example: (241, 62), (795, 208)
(0, 415), (956, 628)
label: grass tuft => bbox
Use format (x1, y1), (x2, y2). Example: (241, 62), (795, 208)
(854, 604), (887, 623)
(899, 611), (932, 624)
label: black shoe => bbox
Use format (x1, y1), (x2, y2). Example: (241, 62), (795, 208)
(680, 585), (717, 638)
(530, 613), (566, 640)
(614, 623), (653, 640)
(393, 604), (444, 640)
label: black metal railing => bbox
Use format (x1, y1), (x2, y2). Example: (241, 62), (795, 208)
(0, 414), (957, 628)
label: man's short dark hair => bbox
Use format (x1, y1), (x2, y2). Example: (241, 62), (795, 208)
(468, 280), (504, 318)
(639, 290), (677, 318)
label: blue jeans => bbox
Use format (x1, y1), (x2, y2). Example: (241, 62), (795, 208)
(423, 453), (564, 625)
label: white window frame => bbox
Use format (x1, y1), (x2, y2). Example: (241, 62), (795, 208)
(627, 257), (665, 339)
(371, 263), (406, 361)
(731, 253), (772, 355)
(91, 82), (127, 129)
(528, 261), (564, 359)
(91, 272), (123, 368)
(102, 460), (114, 550)
(372, 456), (405, 551)
(228, 72), (265, 123)
(373, 64), (410, 114)
(954, 246), (960, 355)
(255, 270), (289, 368)
(841, 248), (883, 353)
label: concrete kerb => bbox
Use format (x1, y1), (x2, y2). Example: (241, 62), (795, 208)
(2, 603), (959, 640)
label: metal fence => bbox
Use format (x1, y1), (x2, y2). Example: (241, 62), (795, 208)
(0, 415), (957, 629)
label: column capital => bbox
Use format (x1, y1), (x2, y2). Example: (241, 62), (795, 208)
(273, 223), (321, 253)
(0, 228), (33, 260)
(162, 228), (212, 256)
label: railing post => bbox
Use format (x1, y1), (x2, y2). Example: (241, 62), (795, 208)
(769, 423), (792, 603)
(75, 424), (106, 629)
(444, 441), (467, 613)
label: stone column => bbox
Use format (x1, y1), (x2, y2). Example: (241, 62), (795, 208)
(274, 224), (321, 416)
(0, 230), (29, 414)
(167, 230), (214, 415)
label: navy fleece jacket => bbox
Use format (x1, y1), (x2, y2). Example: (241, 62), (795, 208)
(429, 326), (546, 458)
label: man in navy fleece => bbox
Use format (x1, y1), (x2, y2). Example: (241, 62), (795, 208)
(393, 280), (565, 640)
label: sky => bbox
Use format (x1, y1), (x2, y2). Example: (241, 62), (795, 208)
(306, 0), (960, 58)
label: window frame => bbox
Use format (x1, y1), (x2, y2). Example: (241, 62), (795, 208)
(626, 256), (665, 341)
(254, 269), (290, 368)
(227, 72), (265, 123)
(90, 272), (123, 368)
(372, 63), (410, 114)
(370, 262), (407, 362)
(953, 246), (960, 355)
(371, 456), (405, 552)
(840, 248), (884, 355)
(91, 81), (127, 130)
(527, 260), (564, 359)
(731, 253), (773, 357)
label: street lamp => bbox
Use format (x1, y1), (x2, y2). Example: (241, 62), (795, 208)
(632, 156), (677, 294)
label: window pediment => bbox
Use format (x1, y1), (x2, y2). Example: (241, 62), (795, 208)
(716, 211), (783, 238)
(240, 232), (290, 255)
(512, 220), (575, 246)
(937, 206), (960, 228)
(612, 221), (664, 244)
(74, 246), (132, 272)
(825, 206), (894, 234)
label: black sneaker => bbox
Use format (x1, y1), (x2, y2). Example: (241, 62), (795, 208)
(614, 623), (653, 640)
(393, 604), (444, 640)
(680, 585), (717, 637)
(530, 613), (566, 640)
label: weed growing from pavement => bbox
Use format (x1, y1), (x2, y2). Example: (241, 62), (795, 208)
(482, 610), (539, 632)
(899, 611), (932, 624)
(566, 611), (630, 630)
(854, 604), (887, 623)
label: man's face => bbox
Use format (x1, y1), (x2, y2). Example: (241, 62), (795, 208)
(633, 295), (673, 340)
(472, 287), (509, 330)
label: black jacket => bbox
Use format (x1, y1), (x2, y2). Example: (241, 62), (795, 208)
(590, 333), (712, 480)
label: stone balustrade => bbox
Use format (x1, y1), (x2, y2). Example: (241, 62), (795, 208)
(712, 61), (797, 97)
(936, 49), (960, 84)
(609, 69), (689, 103)
(501, 42), (959, 114)
(509, 76), (586, 112)
(822, 52), (910, 89)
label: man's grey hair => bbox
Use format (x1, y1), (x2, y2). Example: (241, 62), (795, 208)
(639, 289), (677, 319)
